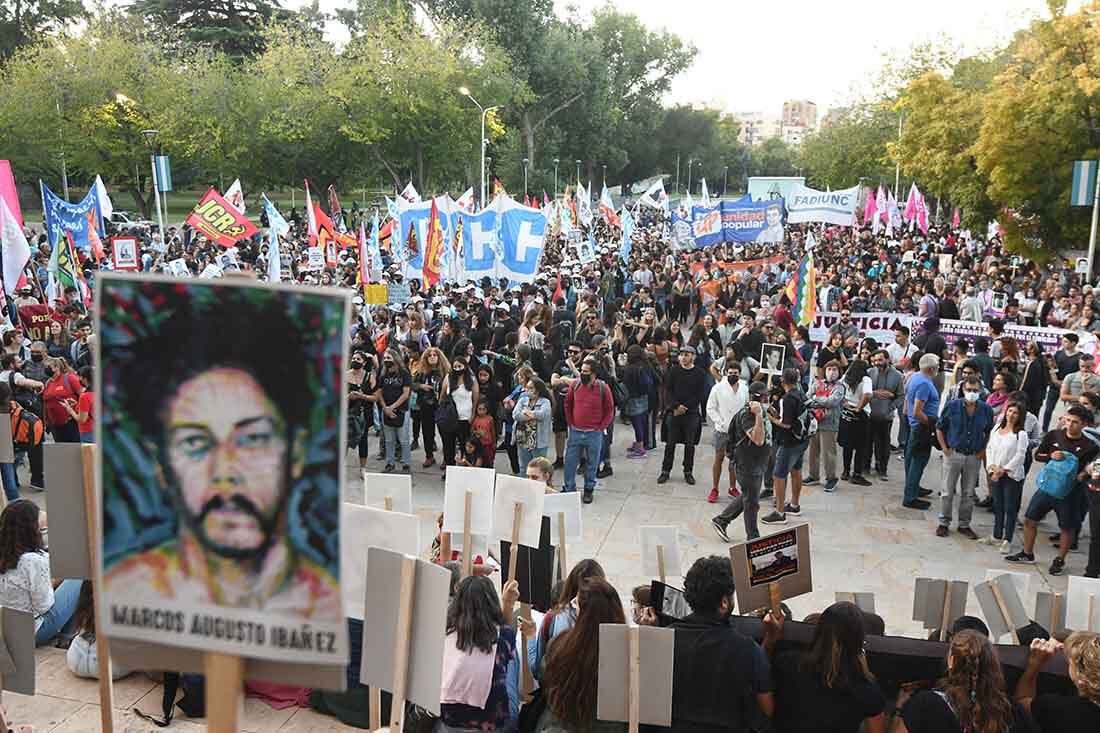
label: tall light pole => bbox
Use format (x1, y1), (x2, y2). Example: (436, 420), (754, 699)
(686, 159), (695, 196)
(575, 160), (581, 186)
(722, 166), (729, 198)
(141, 127), (166, 247)
(522, 157), (529, 197)
(459, 87), (500, 207)
(602, 164), (607, 189)
(553, 158), (560, 198)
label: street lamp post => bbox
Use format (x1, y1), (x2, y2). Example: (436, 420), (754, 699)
(141, 128), (166, 247)
(722, 166), (729, 198)
(575, 160), (581, 186)
(459, 87), (500, 208)
(553, 158), (560, 198)
(686, 159), (695, 197)
(522, 157), (529, 197)
(602, 164), (607, 189)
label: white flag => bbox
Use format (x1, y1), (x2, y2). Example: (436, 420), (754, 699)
(577, 181), (592, 227)
(94, 174), (114, 220)
(0, 196), (30, 296)
(224, 178), (245, 213)
(455, 187), (476, 213)
(700, 179), (710, 207)
(400, 182), (421, 204)
(638, 178), (667, 209)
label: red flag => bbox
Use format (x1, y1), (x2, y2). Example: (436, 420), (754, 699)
(422, 198), (445, 287)
(86, 210), (105, 262)
(185, 187), (259, 248)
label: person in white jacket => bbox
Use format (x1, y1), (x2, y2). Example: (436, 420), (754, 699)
(706, 361), (748, 503)
(982, 402), (1030, 553)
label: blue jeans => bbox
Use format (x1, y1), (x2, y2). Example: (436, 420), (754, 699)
(382, 412), (411, 467)
(991, 475), (1023, 542)
(517, 446), (547, 474)
(35, 578), (81, 646)
(0, 463), (17, 502)
(904, 439), (930, 504)
(564, 428), (603, 492)
(896, 405), (909, 451)
(79, 432), (94, 444)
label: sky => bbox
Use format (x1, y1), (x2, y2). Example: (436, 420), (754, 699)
(299, 0), (1080, 118)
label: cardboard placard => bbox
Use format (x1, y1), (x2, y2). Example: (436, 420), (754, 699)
(835, 592), (876, 614)
(492, 475), (546, 549)
(1035, 592), (1068, 638)
(0, 418), (14, 469)
(543, 491), (583, 546)
(0, 607), (36, 695)
(639, 526), (682, 579)
(363, 472), (413, 514)
(913, 578), (969, 638)
(596, 624), (674, 727)
(441, 466), (495, 536)
(984, 569), (1030, 603)
(166, 258), (189, 277)
(306, 246), (325, 270)
(44, 444), (93, 579)
(363, 284), (388, 305)
(96, 274), (349, 666)
(975, 573), (1029, 642)
(110, 236), (139, 271)
(360, 547), (450, 715)
(760, 342), (786, 376)
(1067, 576), (1100, 632)
(388, 282), (411, 306)
(198, 263), (223, 279)
(341, 504), (420, 620)
(730, 524), (812, 613)
(499, 516), (554, 611)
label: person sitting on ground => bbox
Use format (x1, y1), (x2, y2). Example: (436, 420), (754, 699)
(1015, 632), (1100, 732)
(894, 629), (1030, 733)
(535, 578), (628, 733)
(772, 601), (887, 733)
(66, 580), (131, 679)
(0, 500), (81, 646)
(666, 555), (781, 732)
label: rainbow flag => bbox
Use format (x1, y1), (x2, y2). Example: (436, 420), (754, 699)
(784, 251), (817, 327)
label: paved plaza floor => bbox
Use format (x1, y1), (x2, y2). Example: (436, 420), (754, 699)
(7, 422), (1085, 731)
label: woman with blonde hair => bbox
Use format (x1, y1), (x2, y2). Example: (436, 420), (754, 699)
(1016, 632), (1100, 732)
(894, 630), (1026, 733)
(412, 347), (449, 467)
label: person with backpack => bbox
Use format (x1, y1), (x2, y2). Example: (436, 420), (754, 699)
(762, 367), (813, 525)
(41, 357), (84, 444)
(1007, 404), (1099, 575)
(562, 357), (614, 503)
(711, 381), (770, 542)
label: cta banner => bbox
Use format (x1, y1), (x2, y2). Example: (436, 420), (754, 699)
(786, 184), (859, 226)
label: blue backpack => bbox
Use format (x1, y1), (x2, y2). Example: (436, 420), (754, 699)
(1036, 452), (1078, 500)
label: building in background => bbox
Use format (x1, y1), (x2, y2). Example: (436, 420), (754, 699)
(735, 110), (781, 146)
(781, 99), (818, 129)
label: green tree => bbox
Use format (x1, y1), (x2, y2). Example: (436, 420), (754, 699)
(800, 103), (897, 190)
(748, 138), (799, 178)
(128, 0), (291, 61)
(0, 0), (84, 59)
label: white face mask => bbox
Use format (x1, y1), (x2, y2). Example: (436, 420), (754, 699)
(964, 390), (980, 403)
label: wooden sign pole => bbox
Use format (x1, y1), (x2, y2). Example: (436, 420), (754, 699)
(81, 445), (115, 733)
(768, 582), (781, 616)
(519, 603), (534, 701)
(656, 544), (666, 585)
(369, 687), (381, 732)
(1089, 594), (1096, 633)
(628, 626), (640, 733)
(557, 512), (568, 580)
(1051, 593), (1062, 636)
(384, 496), (393, 512)
(989, 582), (1020, 644)
(939, 581), (952, 642)
(507, 502), (523, 585)
(461, 491), (473, 578)
(204, 652), (244, 733)
(389, 556), (417, 730)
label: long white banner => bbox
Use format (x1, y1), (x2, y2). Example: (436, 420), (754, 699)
(786, 184), (859, 226)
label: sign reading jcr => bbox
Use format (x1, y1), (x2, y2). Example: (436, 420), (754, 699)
(185, 187), (259, 247)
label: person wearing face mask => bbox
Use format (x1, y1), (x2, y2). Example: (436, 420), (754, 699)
(705, 363), (748, 503)
(805, 361), (847, 493)
(658, 348), (706, 488)
(20, 342), (49, 386)
(373, 348), (412, 474)
(867, 350), (903, 482)
(934, 376), (995, 540)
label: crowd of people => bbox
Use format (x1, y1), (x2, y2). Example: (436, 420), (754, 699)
(3, 191), (1100, 730)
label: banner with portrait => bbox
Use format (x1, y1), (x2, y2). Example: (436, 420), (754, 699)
(97, 274), (349, 664)
(718, 197), (785, 244)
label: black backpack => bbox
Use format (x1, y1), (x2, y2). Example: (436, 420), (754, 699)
(789, 397), (818, 442)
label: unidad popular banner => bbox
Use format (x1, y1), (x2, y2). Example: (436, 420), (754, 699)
(719, 197), (785, 244)
(41, 182), (103, 252)
(785, 184), (859, 227)
(185, 187), (259, 247)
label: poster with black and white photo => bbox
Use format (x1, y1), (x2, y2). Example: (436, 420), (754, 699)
(760, 343), (785, 376)
(97, 274), (350, 664)
(730, 524), (812, 613)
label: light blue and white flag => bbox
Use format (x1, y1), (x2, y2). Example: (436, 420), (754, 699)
(619, 207), (635, 263)
(261, 193), (287, 282)
(1071, 160), (1098, 207)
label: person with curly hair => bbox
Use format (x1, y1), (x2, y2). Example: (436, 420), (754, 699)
(1015, 632), (1100, 732)
(894, 629), (1027, 733)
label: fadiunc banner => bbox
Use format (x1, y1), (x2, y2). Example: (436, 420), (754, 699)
(785, 184), (859, 226)
(41, 182), (103, 253)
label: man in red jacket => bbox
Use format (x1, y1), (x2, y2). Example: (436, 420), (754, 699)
(563, 357), (615, 503)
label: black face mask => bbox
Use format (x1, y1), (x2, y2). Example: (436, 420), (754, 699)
(43, 366), (54, 378)
(351, 361), (364, 369)
(728, 375), (739, 386)
(580, 372), (593, 384)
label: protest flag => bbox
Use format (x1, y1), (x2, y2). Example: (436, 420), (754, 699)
(0, 194), (30, 296)
(224, 178), (245, 213)
(619, 207), (634, 263)
(94, 174), (114, 221)
(700, 179), (711, 207)
(422, 198), (445, 287)
(358, 218), (371, 287)
(523, 194), (531, 207)
(185, 187), (260, 248)
(873, 186), (886, 235)
(578, 181), (593, 227)
(784, 251), (817, 327)
(552, 273), (563, 304)
(455, 187), (476, 213)
(328, 185), (346, 232)
(863, 187), (877, 225)
(599, 185), (620, 227)
(492, 178), (507, 199)
(50, 231), (89, 307)
(952, 207), (961, 228)
(305, 180), (319, 245)
(904, 183), (919, 223)
(400, 182), (421, 204)
(915, 190), (929, 235)
(86, 209), (106, 263)
(262, 193), (288, 283)
(543, 191), (551, 207)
